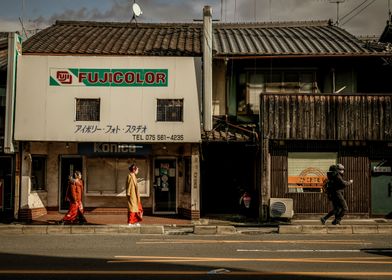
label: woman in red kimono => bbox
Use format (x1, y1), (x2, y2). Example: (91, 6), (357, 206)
(60, 171), (87, 225)
(125, 164), (143, 226)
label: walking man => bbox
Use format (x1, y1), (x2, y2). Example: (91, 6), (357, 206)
(321, 164), (353, 225)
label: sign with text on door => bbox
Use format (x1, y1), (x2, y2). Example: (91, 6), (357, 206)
(155, 163), (175, 191)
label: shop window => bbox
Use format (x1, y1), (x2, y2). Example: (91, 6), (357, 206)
(86, 158), (149, 196)
(31, 156), (46, 191)
(156, 99), (183, 122)
(76, 98), (100, 121)
(287, 152), (337, 193)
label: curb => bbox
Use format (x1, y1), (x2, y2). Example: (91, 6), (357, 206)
(278, 224), (392, 234)
(0, 224), (391, 235)
(0, 225), (238, 235)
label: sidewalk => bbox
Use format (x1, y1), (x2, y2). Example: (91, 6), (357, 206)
(281, 218), (392, 234)
(0, 213), (391, 235)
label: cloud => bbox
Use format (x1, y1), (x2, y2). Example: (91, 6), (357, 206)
(29, 0), (130, 27)
(0, 19), (21, 32)
(29, 0), (218, 26)
(24, 0), (388, 36)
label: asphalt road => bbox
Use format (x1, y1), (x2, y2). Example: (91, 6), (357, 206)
(0, 233), (391, 279)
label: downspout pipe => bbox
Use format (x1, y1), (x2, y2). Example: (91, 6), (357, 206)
(203, 6), (213, 131)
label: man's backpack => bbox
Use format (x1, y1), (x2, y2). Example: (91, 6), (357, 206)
(322, 178), (331, 194)
(322, 165), (338, 196)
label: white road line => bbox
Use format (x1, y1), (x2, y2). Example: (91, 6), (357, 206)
(237, 249), (392, 253)
(110, 255), (392, 264)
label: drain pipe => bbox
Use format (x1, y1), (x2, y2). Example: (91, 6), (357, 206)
(203, 6), (213, 131)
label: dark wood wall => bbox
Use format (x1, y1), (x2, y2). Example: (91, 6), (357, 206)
(261, 94), (392, 141)
(269, 144), (370, 215)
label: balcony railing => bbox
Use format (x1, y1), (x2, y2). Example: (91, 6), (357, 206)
(260, 93), (392, 141)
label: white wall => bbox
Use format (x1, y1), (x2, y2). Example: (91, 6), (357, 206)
(15, 56), (201, 143)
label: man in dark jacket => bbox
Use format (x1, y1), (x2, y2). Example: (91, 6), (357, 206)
(320, 164), (353, 225)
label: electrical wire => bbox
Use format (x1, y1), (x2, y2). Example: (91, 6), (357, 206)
(341, 0), (377, 26)
(340, 0), (369, 21)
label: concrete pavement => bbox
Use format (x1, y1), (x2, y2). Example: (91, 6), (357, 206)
(0, 212), (391, 235)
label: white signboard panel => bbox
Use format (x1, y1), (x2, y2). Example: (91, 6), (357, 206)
(15, 56), (201, 142)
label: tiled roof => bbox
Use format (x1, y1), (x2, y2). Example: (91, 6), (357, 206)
(202, 120), (258, 142)
(23, 21), (202, 56)
(0, 33), (8, 71)
(22, 20), (385, 57)
(202, 129), (251, 142)
(213, 21), (378, 56)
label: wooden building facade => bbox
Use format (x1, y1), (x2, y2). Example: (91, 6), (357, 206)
(260, 94), (392, 219)
(206, 20), (392, 220)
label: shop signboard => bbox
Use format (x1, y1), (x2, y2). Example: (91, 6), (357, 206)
(15, 56), (202, 143)
(78, 142), (151, 156)
(50, 68), (168, 87)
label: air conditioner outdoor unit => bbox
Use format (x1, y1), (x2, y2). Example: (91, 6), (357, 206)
(269, 198), (294, 219)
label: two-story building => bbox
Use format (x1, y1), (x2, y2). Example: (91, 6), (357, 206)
(13, 11), (392, 222)
(15, 21), (203, 221)
(204, 20), (392, 220)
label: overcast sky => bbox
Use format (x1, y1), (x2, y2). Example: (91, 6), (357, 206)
(0, 0), (390, 37)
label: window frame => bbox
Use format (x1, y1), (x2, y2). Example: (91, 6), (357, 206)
(75, 98), (101, 122)
(237, 69), (318, 115)
(156, 98), (184, 122)
(287, 152), (337, 193)
(85, 157), (150, 197)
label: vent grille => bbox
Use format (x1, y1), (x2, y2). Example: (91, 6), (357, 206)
(271, 201), (287, 217)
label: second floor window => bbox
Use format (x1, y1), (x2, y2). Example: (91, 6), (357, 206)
(238, 70), (318, 115)
(76, 98), (100, 121)
(157, 99), (183, 122)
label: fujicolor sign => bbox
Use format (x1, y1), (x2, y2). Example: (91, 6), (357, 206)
(49, 68), (168, 87)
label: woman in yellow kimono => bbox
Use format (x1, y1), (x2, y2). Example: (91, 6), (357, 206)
(125, 164), (143, 226)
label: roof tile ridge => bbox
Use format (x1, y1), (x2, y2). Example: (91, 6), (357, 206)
(214, 20), (331, 29)
(54, 20), (202, 28)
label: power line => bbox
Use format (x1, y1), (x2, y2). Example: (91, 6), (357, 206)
(340, 0), (369, 21)
(341, 0), (377, 26)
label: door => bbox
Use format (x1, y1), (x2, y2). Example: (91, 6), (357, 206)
(59, 156), (83, 212)
(371, 160), (392, 216)
(0, 156), (13, 220)
(153, 158), (177, 213)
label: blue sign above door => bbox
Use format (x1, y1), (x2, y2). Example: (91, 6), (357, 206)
(78, 143), (151, 156)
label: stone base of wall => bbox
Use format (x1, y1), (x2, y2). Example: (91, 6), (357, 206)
(18, 207), (47, 222)
(179, 208), (200, 220)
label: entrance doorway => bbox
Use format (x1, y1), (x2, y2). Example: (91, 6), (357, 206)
(0, 156), (14, 221)
(153, 158), (177, 213)
(371, 160), (392, 217)
(59, 156), (83, 212)
(201, 142), (258, 217)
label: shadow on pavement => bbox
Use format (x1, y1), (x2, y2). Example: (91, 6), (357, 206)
(361, 248), (392, 257)
(0, 252), (360, 280)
